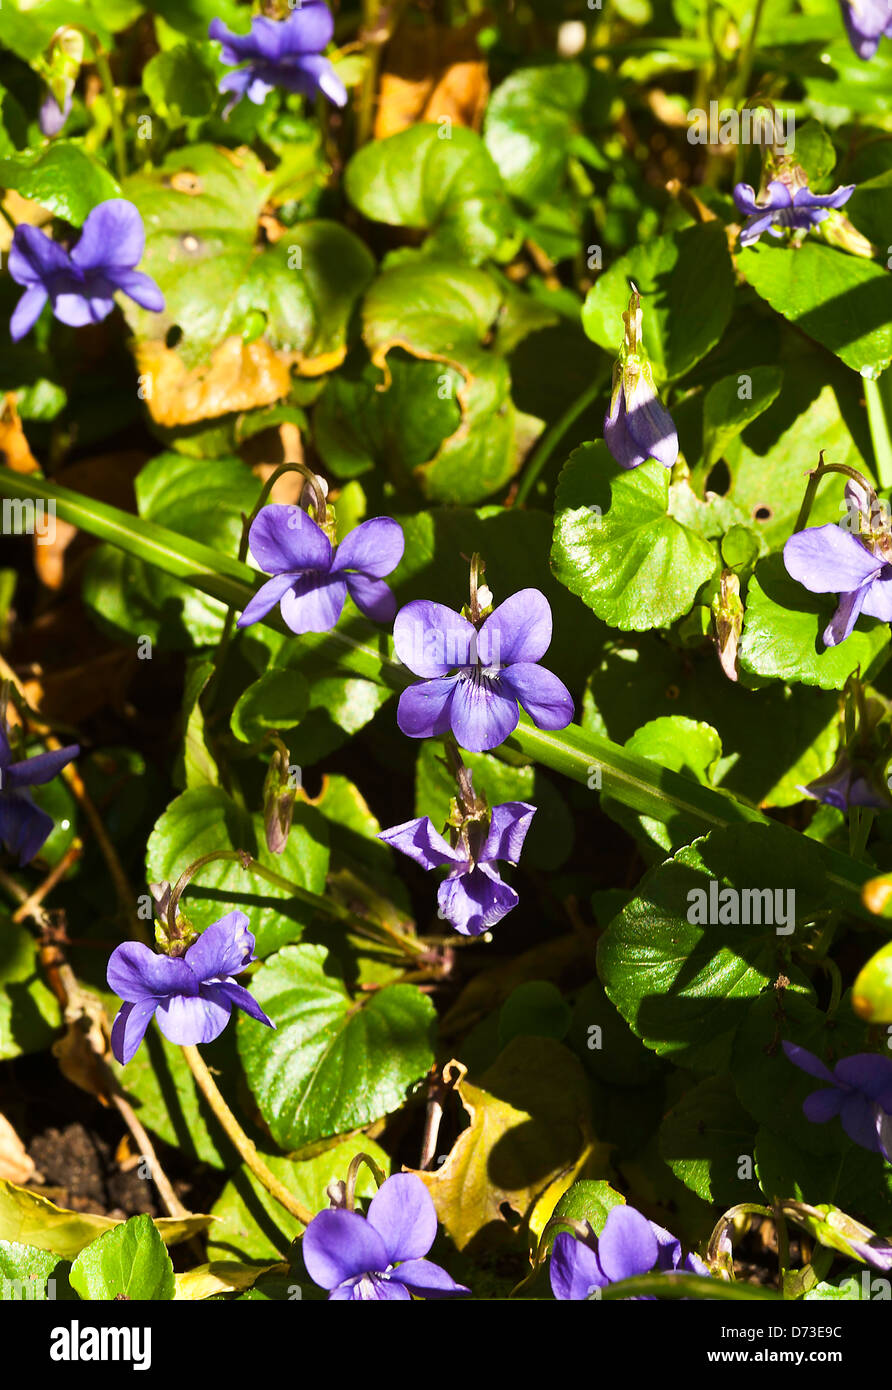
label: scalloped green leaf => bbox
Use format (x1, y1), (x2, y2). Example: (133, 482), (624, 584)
(238, 943), (436, 1149)
(0, 144), (120, 226)
(739, 552), (891, 691)
(69, 1215), (175, 1302)
(738, 242), (892, 380)
(597, 824), (823, 1073)
(344, 124), (520, 265)
(145, 785), (329, 956)
(552, 444), (718, 631)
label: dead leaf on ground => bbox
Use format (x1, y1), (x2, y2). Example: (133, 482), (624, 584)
(32, 450), (144, 591)
(0, 1114), (36, 1185)
(375, 18), (490, 139)
(0, 394), (40, 474)
(408, 1038), (610, 1253)
(135, 336), (293, 428)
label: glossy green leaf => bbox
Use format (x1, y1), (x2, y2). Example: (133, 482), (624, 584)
(552, 445), (718, 631)
(658, 1075), (759, 1204)
(345, 124), (520, 265)
(739, 242), (892, 380)
(145, 786), (330, 956)
(69, 1215), (175, 1301)
(239, 943), (436, 1149)
(702, 366), (784, 468)
(582, 223), (735, 381)
(0, 144), (120, 226)
(597, 823), (823, 1072)
(739, 553), (891, 691)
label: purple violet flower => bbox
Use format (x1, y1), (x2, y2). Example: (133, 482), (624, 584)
(393, 589), (574, 753)
(378, 801), (536, 937)
(303, 1173), (469, 1300)
(604, 360), (678, 471)
(237, 505), (404, 634)
(800, 756), (891, 812)
(8, 199), (164, 342)
(733, 179), (856, 248)
(783, 1041), (892, 1158)
(107, 911), (274, 1065)
(39, 89), (72, 137)
(0, 723), (79, 865)
(550, 1205), (710, 1301)
(604, 294), (677, 471)
(840, 0), (892, 59)
(783, 519), (892, 647)
(209, 3), (347, 115)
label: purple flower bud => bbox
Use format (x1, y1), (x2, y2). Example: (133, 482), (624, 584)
(379, 801), (536, 937)
(39, 89), (72, 137)
(733, 178), (856, 248)
(0, 721), (79, 865)
(237, 506), (404, 635)
(106, 911), (274, 1064)
(302, 1172), (470, 1300)
(208, 3), (347, 116)
(8, 199), (164, 342)
(392, 589), (573, 753)
(839, 0), (892, 60)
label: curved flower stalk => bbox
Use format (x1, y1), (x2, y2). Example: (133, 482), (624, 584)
(209, 2), (347, 115)
(107, 908), (273, 1064)
(394, 564), (573, 753)
(8, 200), (164, 341)
(783, 1041), (892, 1158)
(603, 286), (677, 471)
(0, 721), (79, 864)
(784, 478), (892, 646)
(550, 1205), (709, 1300)
(237, 502), (404, 635)
(839, 0), (892, 59)
(303, 1172), (470, 1300)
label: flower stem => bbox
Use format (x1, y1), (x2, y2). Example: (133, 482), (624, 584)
(514, 368), (610, 507)
(865, 376), (892, 493)
(203, 461), (319, 713)
(732, 0), (767, 111)
(181, 1044), (314, 1226)
(90, 44), (127, 183)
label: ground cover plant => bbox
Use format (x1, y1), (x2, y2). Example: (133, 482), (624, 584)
(2, 0), (892, 1311)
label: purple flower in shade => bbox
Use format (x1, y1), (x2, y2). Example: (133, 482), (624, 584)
(378, 801), (535, 937)
(208, 3), (347, 115)
(0, 723), (78, 865)
(8, 200), (164, 343)
(302, 1173), (470, 1301)
(733, 179), (856, 248)
(783, 520), (892, 648)
(39, 89), (71, 136)
(800, 756), (891, 812)
(393, 589), (574, 753)
(106, 911), (274, 1065)
(783, 1041), (892, 1159)
(236, 505), (404, 635)
(550, 1205), (710, 1301)
(840, 0), (892, 59)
